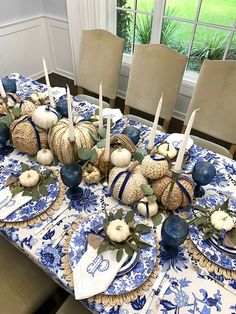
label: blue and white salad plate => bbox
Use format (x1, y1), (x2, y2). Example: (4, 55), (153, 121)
(68, 211), (157, 295)
(189, 224), (236, 270)
(0, 159), (59, 222)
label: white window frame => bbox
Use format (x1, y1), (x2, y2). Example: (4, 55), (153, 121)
(107, 0), (236, 96)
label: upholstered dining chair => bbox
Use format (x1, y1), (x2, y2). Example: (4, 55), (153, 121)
(56, 295), (91, 314)
(182, 59), (236, 158)
(77, 29), (124, 108)
(124, 44), (187, 131)
(0, 235), (57, 314)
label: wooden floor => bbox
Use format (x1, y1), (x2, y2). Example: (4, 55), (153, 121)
(38, 73), (235, 160)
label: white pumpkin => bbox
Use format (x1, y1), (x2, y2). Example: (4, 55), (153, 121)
(32, 105), (59, 130)
(106, 219), (130, 242)
(210, 211), (235, 231)
(137, 197), (158, 218)
(37, 149), (54, 166)
(157, 143), (177, 159)
(19, 170), (40, 187)
(110, 148), (131, 167)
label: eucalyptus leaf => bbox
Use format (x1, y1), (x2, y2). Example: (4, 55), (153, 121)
(97, 241), (110, 255)
(32, 188), (40, 200)
(11, 186), (23, 196)
(151, 213), (164, 226)
(27, 154), (37, 162)
(6, 175), (17, 186)
(98, 128), (106, 139)
(193, 216), (207, 226)
(124, 243), (133, 256)
(78, 148), (92, 160)
(21, 162), (30, 172)
(0, 114), (12, 126)
(96, 140), (106, 148)
(132, 152), (144, 163)
(141, 184), (154, 196)
(44, 176), (55, 185)
(203, 230), (215, 240)
(220, 199), (229, 212)
(11, 107), (21, 117)
(128, 241), (138, 251)
(125, 211), (135, 222)
(134, 223), (151, 234)
(89, 131), (100, 142)
(39, 184), (49, 196)
(114, 208), (123, 220)
(116, 248), (124, 262)
(147, 195), (157, 203)
(89, 149), (98, 164)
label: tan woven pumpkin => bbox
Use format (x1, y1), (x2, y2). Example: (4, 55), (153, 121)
(108, 162), (147, 205)
(10, 115), (47, 155)
(141, 154), (169, 179)
(48, 118), (97, 164)
(152, 174), (195, 210)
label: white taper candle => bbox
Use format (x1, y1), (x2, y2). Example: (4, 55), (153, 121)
(104, 109), (111, 161)
(99, 82), (103, 129)
(42, 57), (55, 107)
(0, 79), (6, 98)
(174, 109), (199, 172)
(147, 94), (163, 150)
(67, 85), (75, 142)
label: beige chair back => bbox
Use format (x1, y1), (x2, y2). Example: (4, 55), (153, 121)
(78, 29), (124, 101)
(184, 59), (236, 150)
(125, 44), (187, 129)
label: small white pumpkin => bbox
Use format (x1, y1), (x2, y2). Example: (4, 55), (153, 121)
(137, 197), (158, 218)
(210, 211), (235, 231)
(157, 143), (177, 159)
(19, 170), (40, 187)
(106, 219), (130, 242)
(32, 105), (59, 130)
(37, 149), (54, 166)
(110, 148), (131, 167)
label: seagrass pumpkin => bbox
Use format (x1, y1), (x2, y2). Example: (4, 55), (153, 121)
(152, 174), (195, 211)
(10, 115), (47, 155)
(141, 154), (169, 179)
(48, 118), (97, 164)
(108, 162), (148, 205)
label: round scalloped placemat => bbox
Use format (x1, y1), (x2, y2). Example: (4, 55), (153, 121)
(61, 212), (160, 306)
(185, 238), (236, 280)
(0, 168), (66, 228)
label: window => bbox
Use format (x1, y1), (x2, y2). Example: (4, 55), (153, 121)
(115, 0), (236, 74)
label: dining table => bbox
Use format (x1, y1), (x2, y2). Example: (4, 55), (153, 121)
(1, 73), (236, 314)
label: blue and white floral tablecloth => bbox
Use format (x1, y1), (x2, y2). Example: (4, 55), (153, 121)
(1, 73), (236, 314)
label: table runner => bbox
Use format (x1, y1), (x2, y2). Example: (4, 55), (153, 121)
(0, 73), (236, 313)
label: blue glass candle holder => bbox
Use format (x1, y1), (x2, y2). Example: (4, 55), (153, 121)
(192, 161), (216, 198)
(2, 79), (17, 94)
(0, 122), (9, 148)
(60, 163), (83, 200)
(161, 215), (189, 259)
(122, 126), (140, 145)
(56, 99), (68, 118)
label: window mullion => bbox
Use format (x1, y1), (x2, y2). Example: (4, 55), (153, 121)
(131, 0), (138, 53)
(223, 19), (236, 59)
(187, 0), (203, 57)
(151, 0), (165, 43)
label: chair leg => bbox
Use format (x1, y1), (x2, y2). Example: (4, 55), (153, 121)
(229, 144), (236, 156)
(162, 120), (170, 132)
(77, 86), (84, 95)
(109, 98), (116, 108)
(181, 125), (186, 133)
(124, 105), (130, 115)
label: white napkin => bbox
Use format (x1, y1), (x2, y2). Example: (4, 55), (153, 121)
(73, 244), (128, 300)
(103, 108), (123, 123)
(0, 187), (32, 219)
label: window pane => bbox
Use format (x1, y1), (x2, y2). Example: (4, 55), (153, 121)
(161, 19), (193, 55)
(135, 13), (152, 44)
(117, 0), (133, 9)
(137, 0), (154, 13)
(226, 33), (236, 60)
(117, 9), (133, 54)
(199, 0), (236, 27)
(188, 26), (230, 72)
(165, 0), (198, 20)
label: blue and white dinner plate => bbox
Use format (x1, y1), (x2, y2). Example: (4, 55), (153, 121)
(68, 211), (157, 295)
(189, 224), (236, 270)
(209, 234), (236, 256)
(0, 159), (59, 222)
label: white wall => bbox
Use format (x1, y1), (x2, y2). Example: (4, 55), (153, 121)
(42, 0), (68, 20)
(0, 0), (43, 25)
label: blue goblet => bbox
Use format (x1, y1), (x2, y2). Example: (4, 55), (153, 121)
(192, 161), (216, 198)
(161, 215), (189, 259)
(60, 163), (83, 200)
(0, 122), (9, 147)
(56, 99), (68, 118)
(2, 78), (17, 94)
(122, 126), (140, 145)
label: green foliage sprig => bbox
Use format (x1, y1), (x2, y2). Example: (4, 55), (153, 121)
(97, 209), (151, 262)
(7, 162), (55, 201)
